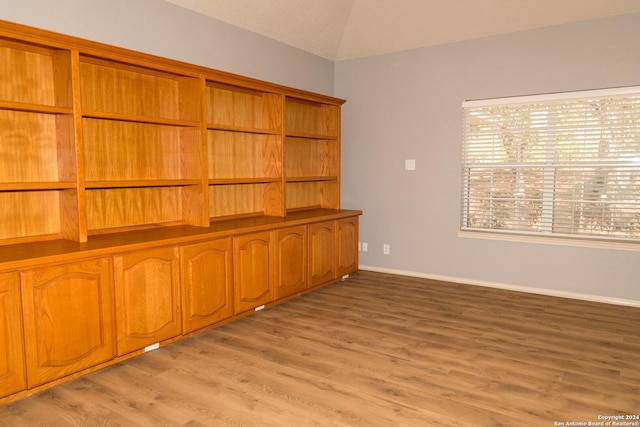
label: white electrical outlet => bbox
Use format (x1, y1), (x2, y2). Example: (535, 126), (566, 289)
(405, 159), (416, 170)
(383, 244), (390, 255)
(362, 242), (368, 252)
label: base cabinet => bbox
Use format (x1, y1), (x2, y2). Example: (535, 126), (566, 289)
(274, 226), (308, 299)
(336, 217), (359, 277)
(114, 247), (182, 355)
(233, 231), (274, 313)
(20, 259), (115, 387)
(0, 213), (359, 404)
(0, 273), (26, 398)
(180, 238), (234, 333)
(309, 221), (335, 287)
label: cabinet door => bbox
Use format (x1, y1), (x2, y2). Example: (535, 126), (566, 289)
(114, 247), (181, 355)
(308, 221), (335, 287)
(21, 259), (115, 387)
(336, 217), (359, 277)
(180, 238), (233, 333)
(0, 272), (26, 398)
(274, 226), (307, 299)
(233, 231), (273, 313)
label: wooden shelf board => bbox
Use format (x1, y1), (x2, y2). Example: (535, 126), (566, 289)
(209, 211), (266, 222)
(85, 180), (202, 189)
(206, 123), (281, 135)
(285, 176), (338, 183)
(87, 221), (186, 236)
(0, 182), (77, 191)
(208, 178), (281, 185)
(0, 100), (72, 115)
(285, 131), (338, 140)
(82, 110), (200, 127)
(286, 205), (323, 213)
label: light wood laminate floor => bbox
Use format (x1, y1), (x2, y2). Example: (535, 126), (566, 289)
(1, 270), (639, 426)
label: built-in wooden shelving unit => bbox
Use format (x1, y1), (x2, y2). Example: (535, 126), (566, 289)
(0, 20), (361, 405)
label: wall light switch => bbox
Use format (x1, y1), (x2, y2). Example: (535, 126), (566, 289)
(405, 159), (416, 170)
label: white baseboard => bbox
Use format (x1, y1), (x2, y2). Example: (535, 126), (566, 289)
(358, 265), (640, 308)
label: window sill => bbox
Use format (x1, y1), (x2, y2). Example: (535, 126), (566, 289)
(458, 230), (640, 252)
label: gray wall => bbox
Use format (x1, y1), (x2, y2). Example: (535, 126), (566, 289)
(0, 0), (335, 95)
(336, 13), (640, 303)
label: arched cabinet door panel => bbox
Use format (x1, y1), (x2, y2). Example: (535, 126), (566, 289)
(336, 217), (359, 277)
(180, 238), (233, 333)
(274, 226), (307, 299)
(21, 258), (115, 387)
(308, 221), (335, 287)
(233, 231), (273, 314)
(114, 247), (181, 355)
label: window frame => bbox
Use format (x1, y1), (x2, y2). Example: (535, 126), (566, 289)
(460, 86), (640, 250)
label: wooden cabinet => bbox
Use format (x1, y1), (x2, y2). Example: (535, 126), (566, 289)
(0, 20), (361, 404)
(309, 221), (335, 287)
(308, 217), (359, 286)
(114, 247), (182, 355)
(274, 226), (308, 299)
(180, 238), (234, 333)
(0, 272), (26, 398)
(20, 259), (115, 387)
(336, 217), (359, 277)
(233, 231), (273, 313)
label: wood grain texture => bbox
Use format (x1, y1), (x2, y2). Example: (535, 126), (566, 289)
(114, 247), (182, 356)
(285, 137), (338, 179)
(3, 270), (636, 425)
(273, 225), (308, 299)
(206, 84), (282, 132)
(1, 22), (346, 246)
(208, 131), (282, 181)
(79, 59), (197, 122)
(233, 231), (273, 314)
(20, 259), (115, 388)
(285, 98), (339, 138)
(180, 238), (234, 334)
(286, 181), (339, 211)
(0, 41), (56, 106)
(0, 272), (26, 398)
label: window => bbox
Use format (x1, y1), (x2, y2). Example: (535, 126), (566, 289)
(461, 87), (640, 243)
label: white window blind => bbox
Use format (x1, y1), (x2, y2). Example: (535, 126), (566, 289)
(461, 87), (640, 242)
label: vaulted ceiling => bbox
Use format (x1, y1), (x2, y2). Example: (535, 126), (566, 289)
(164, 0), (640, 60)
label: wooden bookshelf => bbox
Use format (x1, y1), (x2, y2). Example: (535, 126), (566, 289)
(0, 20), (361, 405)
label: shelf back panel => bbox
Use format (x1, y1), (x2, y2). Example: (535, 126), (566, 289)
(86, 187), (184, 231)
(286, 181), (339, 211)
(285, 99), (339, 137)
(285, 137), (338, 178)
(206, 84), (282, 132)
(0, 40), (58, 106)
(83, 119), (202, 181)
(208, 131), (282, 181)
(0, 191), (62, 240)
(0, 110), (62, 183)
(80, 60), (199, 122)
